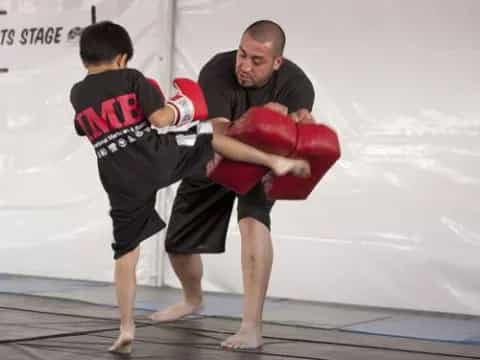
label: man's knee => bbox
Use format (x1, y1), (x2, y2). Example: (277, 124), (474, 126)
(238, 210), (271, 230)
(239, 217), (271, 243)
(237, 186), (273, 230)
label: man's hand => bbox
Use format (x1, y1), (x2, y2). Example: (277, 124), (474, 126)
(289, 108), (315, 123)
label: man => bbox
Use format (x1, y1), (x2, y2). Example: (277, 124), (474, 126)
(150, 20), (315, 349)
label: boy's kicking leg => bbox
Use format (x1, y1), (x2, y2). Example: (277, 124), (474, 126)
(109, 246), (140, 354)
(212, 132), (311, 178)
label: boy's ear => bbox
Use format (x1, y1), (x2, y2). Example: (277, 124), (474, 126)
(117, 53), (128, 68)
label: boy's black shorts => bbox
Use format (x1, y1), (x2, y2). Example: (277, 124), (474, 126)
(108, 123), (215, 259)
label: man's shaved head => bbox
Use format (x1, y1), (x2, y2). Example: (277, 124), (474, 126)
(243, 20), (286, 56)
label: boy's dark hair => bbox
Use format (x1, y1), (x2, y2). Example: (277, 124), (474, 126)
(80, 21), (133, 65)
(244, 20), (286, 56)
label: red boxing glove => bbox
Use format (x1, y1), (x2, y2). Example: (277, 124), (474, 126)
(264, 122), (340, 200)
(167, 78), (209, 126)
(207, 107), (297, 194)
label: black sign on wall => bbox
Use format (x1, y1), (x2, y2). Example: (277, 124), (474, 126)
(0, 10), (7, 73)
(91, 5), (96, 24)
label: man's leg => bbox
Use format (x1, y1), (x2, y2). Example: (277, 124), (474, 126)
(149, 253), (204, 321)
(222, 217), (272, 349)
(109, 246), (140, 354)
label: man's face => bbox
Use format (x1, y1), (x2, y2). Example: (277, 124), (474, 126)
(235, 32), (283, 88)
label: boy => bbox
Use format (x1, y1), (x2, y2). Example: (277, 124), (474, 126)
(70, 21), (310, 354)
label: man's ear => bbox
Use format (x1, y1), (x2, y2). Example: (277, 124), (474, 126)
(273, 56), (283, 71)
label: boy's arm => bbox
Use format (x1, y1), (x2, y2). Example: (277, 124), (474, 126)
(142, 77), (173, 127)
(148, 107), (176, 128)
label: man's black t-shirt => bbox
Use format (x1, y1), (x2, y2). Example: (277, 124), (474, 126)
(70, 68), (215, 259)
(199, 50), (315, 119)
(165, 51), (315, 253)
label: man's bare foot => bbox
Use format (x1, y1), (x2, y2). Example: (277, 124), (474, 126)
(221, 325), (263, 349)
(271, 156), (311, 178)
(109, 330), (134, 354)
(149, 302), (203, 322)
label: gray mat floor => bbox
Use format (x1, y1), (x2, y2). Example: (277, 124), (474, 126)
(1, 273), (480, 359)
(0, 273), (395, 330)
(1, 293), (480, 359)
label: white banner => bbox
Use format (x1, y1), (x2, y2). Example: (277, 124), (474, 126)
(0, 10), (89, 71)
(0, 0), (173, 285)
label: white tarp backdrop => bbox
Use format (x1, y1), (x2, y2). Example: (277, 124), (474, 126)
(166, 0), (480, 314)
(1, 0), (479, 315)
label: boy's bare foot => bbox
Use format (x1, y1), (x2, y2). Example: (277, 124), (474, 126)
(149, 302), (203, 322)
(221, 324), (263, 349)
(271, 156), (311, 178)
(109, 329), (134, 354)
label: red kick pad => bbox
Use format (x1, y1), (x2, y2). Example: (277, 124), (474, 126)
(263, 123), (341, 200)
(207, 107), (297, 194)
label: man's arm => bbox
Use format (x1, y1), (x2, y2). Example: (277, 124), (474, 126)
(282, 74), (315, 113)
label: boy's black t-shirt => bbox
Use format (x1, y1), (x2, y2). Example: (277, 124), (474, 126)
(70, 68), (170, 201)
(70, 68), (215, 259)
